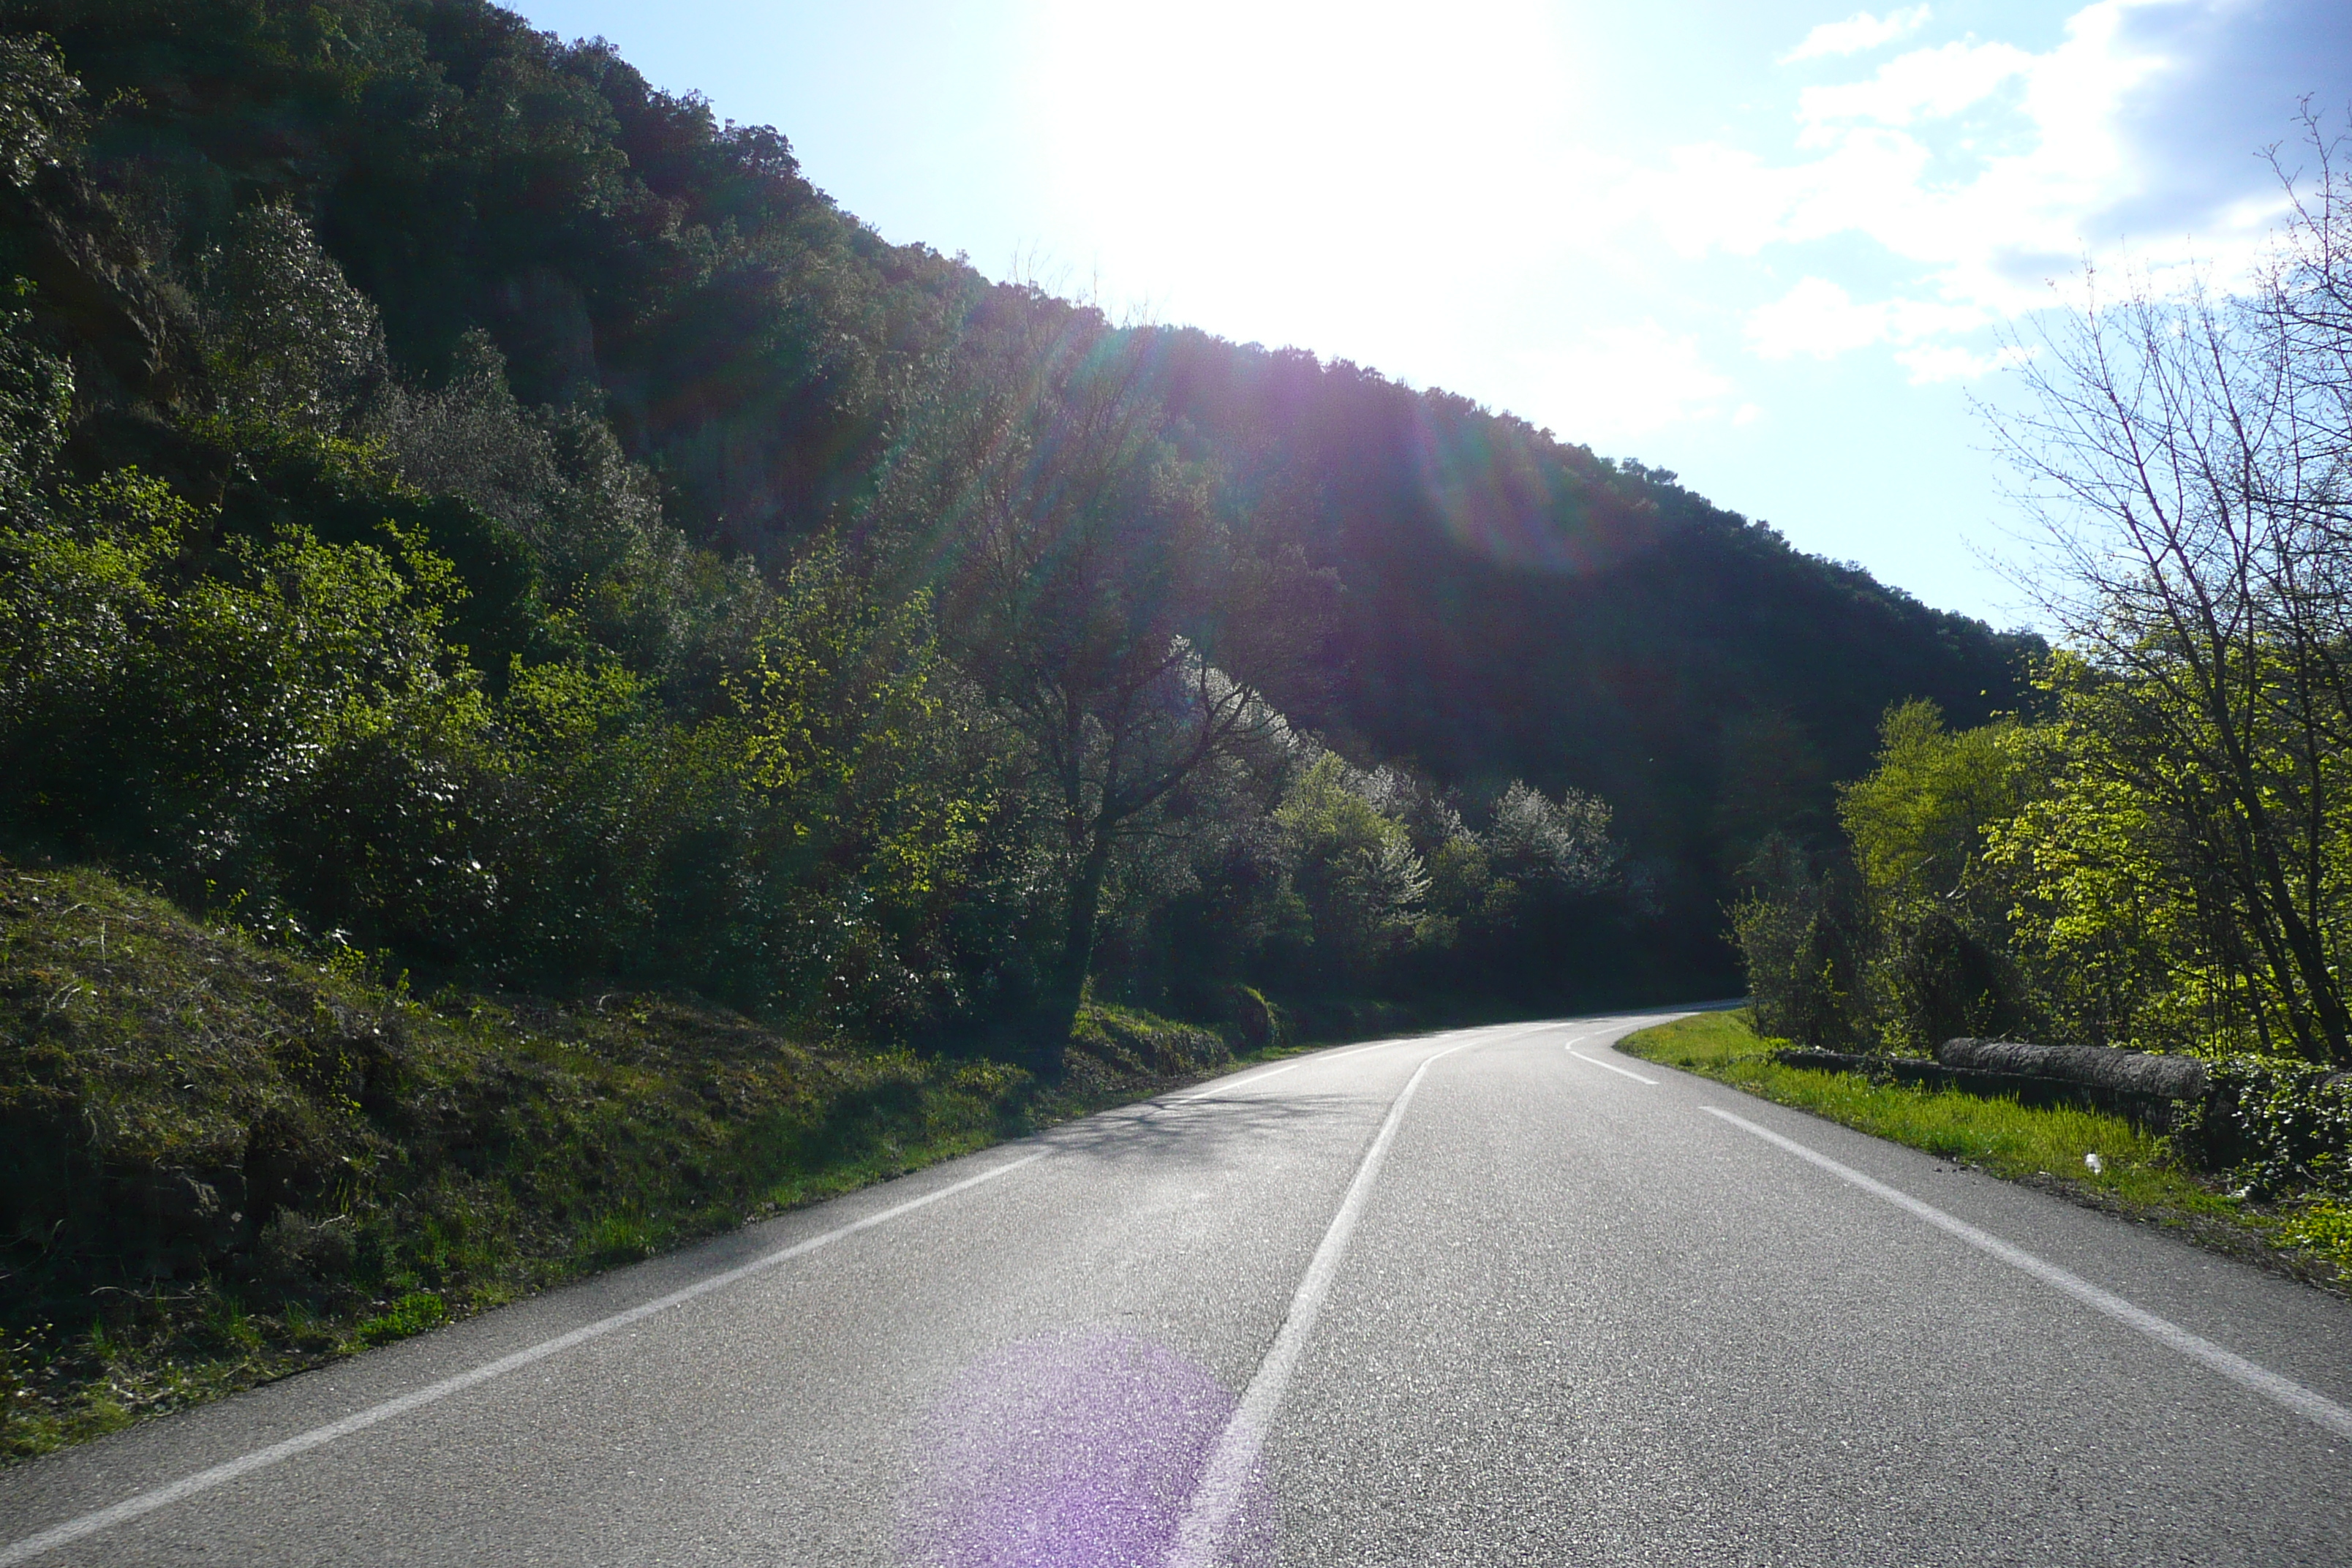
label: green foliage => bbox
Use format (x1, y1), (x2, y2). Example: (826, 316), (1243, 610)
(1622, 1012), (2212, 1214)
(2187, 1058), (2352, 1197)
(0, 466), (483, 898)
(1833, 701), (2038, 1050)
(0, 283), (66, 495)
(1275, 752), (1428, 985)
(1065, 1000), (1232, 1082)
(1983, 686), (2228, 1054)
(1730, 834), (1868, 1049)
(1485, 779), (1619, 895)
(1839, 699), (2023, 909)
(2273, 1200), (2352, 1274)
(740, 549), (973, 897)
(0, 31), (78, 188)
(195, 199), (385, 429)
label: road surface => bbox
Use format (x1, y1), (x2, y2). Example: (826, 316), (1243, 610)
(4, 1013), (2349, 1565)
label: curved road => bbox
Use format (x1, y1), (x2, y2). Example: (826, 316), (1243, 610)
(4, 1013), (2350, 1564)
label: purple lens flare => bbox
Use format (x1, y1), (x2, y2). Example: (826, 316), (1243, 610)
(900, 1327), (1275, 1568)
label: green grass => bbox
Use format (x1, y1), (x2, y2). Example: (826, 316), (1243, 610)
(1618, 1011), (2349, 1284)
(0, 859), (1278, 1464)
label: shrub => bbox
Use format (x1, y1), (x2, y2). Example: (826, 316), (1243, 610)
(2186, 1058), (2352, 1196)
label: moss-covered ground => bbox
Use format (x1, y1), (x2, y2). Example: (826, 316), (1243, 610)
(0, 861), (1269, 1463)
(1619, 1011), (2352, 1293)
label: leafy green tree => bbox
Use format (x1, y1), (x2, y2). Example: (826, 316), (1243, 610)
(0, 467), (485, 924)
(1730, 832), (1869, 1049)
(1836, 700), (2037, 1049)
(0, 280), (67, 499)
(739, 549), (976, 897)
(0, 31), (79, 189)
(1983, 657), (2318, 1055)
(1992, 163), (2352, 1060)
(1274, 751), (1428, 988)
(731, 545), (1002, 1031)
(872, 317), (1306, 1062)
(1839, 700), (2021, 906)
(195, 200), (385, 431)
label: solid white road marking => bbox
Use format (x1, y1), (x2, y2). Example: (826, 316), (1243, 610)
(1170, 1058), (1311, 1101)
(1565, 1046), (1657, 1085)
(1704, 1105), (2352, 1442)
(1164, 1032), (1482, 1568)
(1170, 1037), (1398, 1102)
(1171, 1029), (1474, 1103)
(0, 1150), (1051, 1567)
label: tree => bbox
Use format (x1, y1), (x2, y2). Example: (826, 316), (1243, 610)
(1830, 701), (2038, 1049)
(1274, 750), (1428, 990)
(869, 311), (1314, 1064)
(196, 200), (386, 431)
(1991, 114), (2352, 1062)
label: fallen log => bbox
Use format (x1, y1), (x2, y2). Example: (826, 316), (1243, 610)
(1937, 1038), (2209, 1102)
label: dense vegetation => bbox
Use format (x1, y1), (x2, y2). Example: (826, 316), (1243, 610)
(1736, 122), (2352, 1210)
(0, 0), (2030, 1036)
(0, 0), (2041, 1453)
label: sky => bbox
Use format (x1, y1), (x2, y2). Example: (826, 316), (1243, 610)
(510, 0), (2351, 627)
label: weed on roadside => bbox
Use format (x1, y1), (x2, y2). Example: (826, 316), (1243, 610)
(1619, 1011), (2345, 1289)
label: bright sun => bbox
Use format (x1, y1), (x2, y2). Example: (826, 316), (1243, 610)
(1021, 0), (1578, 309)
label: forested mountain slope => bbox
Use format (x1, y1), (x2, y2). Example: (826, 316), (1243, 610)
(1140, 336), (2036, 970)
(0, 0), (2033, 1019)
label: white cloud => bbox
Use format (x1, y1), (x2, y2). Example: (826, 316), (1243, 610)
(1522, 322), (1738, 441)
(1795, 38), (2032, 132)
(1676, 3), (2177, 276)
(1643, 0), (2291, 382)
(1781, 6), (1933, 64)
(1746, 277), (1988, 360)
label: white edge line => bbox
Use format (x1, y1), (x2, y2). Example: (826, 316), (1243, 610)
(1170, 1058), (1309, 1101)
(1174, 1019), (1588, 1104)
(1164, 1033), (1480, 1567)
(1169, 1034), (1411, 1101)
(1702, 1106), (2352, 1442)
(0, 1150), (1050, 1567)
(1566, 1046), (1658, 1085)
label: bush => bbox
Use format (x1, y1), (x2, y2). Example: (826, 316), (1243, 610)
(2186, 1058), (2352, 1196)
(1731, 835), (1868, 1049)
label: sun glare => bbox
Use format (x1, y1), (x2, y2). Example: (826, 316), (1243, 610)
(1022, 0), (1575, 326)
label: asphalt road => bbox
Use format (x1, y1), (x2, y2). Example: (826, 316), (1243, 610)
(4, 1013), (2351, 1565)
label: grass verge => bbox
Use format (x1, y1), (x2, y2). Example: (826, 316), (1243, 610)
(0, 861), (1272, 1465)
(1618, 1011), (2351, 1293)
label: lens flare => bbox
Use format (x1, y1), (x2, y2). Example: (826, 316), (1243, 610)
(899, 1327), (1275, 1567)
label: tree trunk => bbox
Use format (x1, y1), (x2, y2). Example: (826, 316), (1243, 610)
(1032, 834), (1115, 1075)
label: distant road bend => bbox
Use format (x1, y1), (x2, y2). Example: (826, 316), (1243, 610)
(4, 1014), (2350, 1565)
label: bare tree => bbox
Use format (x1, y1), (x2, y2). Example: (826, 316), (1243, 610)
(1990, 111), (2352, 1062)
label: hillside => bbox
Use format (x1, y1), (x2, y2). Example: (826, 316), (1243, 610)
(0, 0), (2030, 1022)
(0, 856), (1248, 1459)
